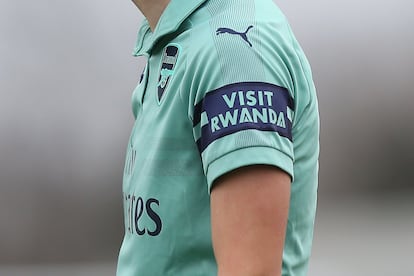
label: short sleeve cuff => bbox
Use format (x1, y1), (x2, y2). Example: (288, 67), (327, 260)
(205, 146), (294, 193)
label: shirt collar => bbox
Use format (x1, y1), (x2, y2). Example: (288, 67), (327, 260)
(133, 0), (208, 56)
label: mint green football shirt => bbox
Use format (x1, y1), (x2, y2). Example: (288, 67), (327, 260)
(116, 0), (319, 275)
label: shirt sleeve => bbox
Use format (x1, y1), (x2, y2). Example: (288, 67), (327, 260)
(186, 23), (296, 192)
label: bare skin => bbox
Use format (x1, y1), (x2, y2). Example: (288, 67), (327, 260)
(211, 165), (290, 276)
(131, 0), (170, 31)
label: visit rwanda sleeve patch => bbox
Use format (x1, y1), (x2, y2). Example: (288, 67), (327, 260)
(193, 82), (294, 153)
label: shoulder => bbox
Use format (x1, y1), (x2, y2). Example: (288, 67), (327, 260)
(177, 0), (313, 104)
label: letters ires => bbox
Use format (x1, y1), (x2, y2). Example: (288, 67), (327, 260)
(124, 194), (162, 237)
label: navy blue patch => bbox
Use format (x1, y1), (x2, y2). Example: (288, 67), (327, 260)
(157, 45), (180, 104)
(193, 82), (294, 153)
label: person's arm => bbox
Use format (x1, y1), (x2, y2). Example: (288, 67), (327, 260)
(210, 165), (291, 276)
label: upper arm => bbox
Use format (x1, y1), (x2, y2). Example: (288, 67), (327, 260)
(186, 14), (296, 275)
(210, 165), (291, 276)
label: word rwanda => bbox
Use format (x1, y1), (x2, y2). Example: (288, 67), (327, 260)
(194, 82), (293, 152)
(209, 90), (287, 132)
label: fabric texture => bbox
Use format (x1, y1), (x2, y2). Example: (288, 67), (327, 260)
(117, 0), (319, 275)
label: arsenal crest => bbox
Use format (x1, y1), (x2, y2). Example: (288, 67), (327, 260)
(157, 44), (180, 104)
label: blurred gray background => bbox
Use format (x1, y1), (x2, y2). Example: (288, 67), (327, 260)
(1, 0), (413, 275)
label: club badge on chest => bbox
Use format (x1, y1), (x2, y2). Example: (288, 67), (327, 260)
(157, 44), (181, 104)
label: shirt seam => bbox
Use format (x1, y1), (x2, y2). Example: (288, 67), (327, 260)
(286, 21), (313, 127)
(205, 144), (293, 180)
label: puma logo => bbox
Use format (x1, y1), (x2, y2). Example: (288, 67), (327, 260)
(216, 25), (254, 47)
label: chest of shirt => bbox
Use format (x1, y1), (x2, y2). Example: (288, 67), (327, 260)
(124, 41), (205, 188)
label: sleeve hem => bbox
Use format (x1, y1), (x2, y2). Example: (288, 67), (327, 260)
(206, 146), (294, 194)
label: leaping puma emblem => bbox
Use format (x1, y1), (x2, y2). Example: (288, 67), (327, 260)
(216, 25), (254, 47)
